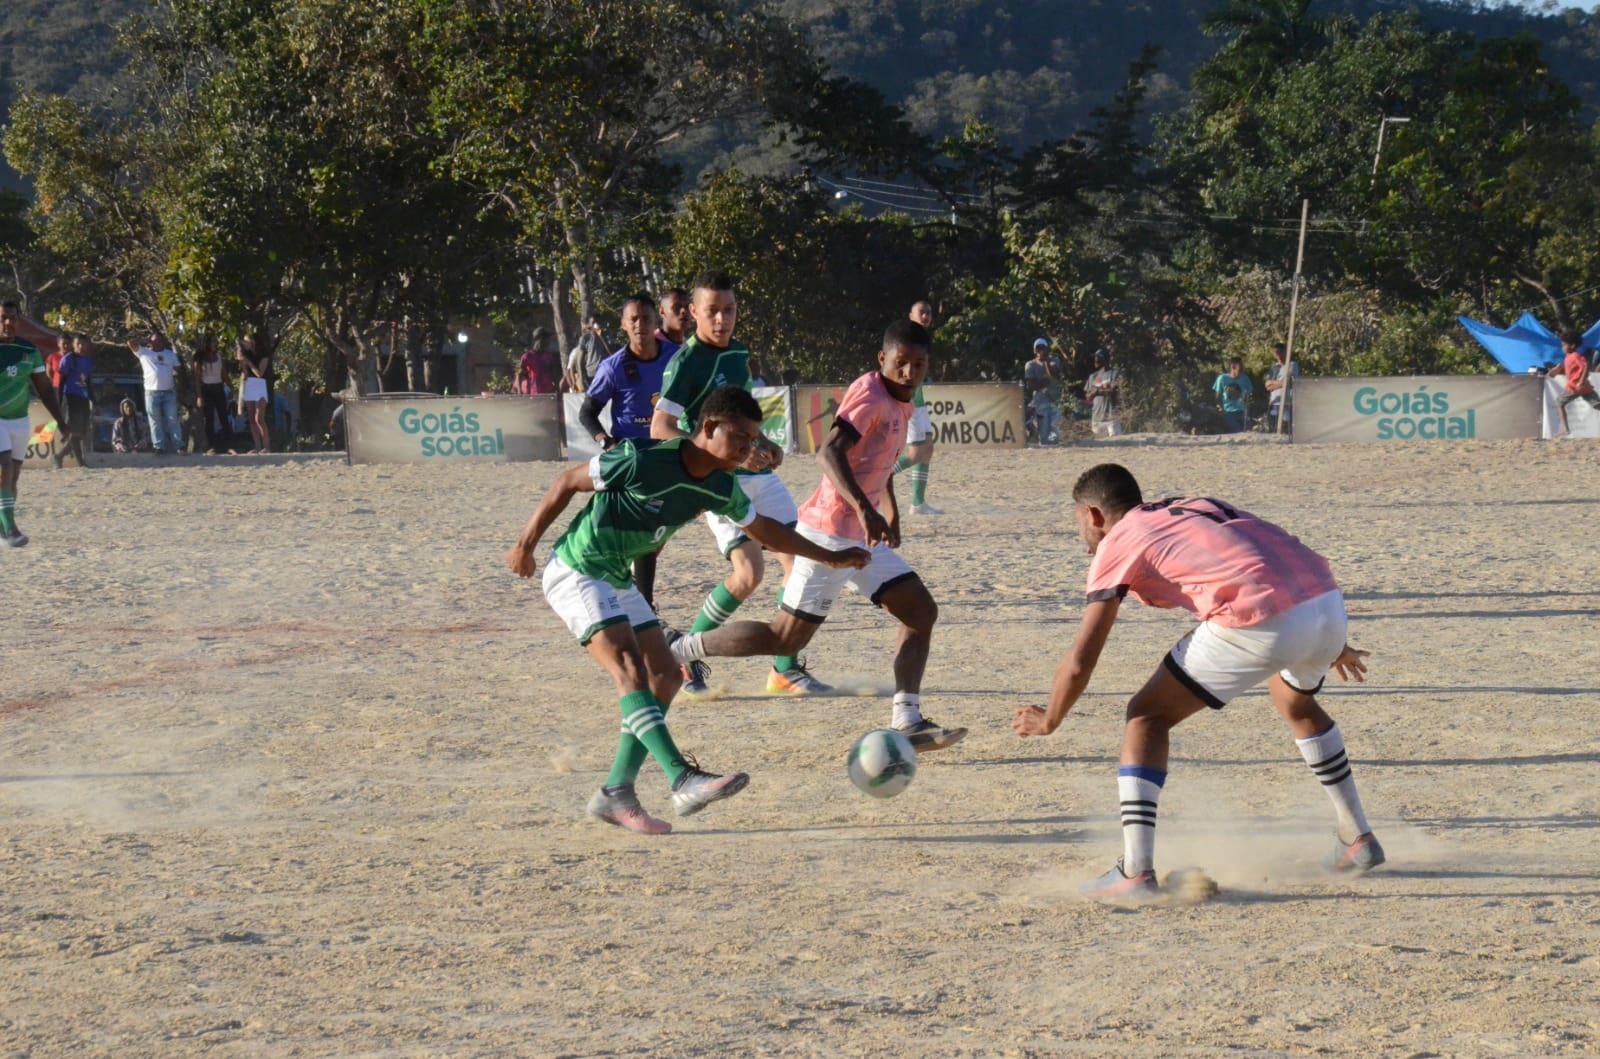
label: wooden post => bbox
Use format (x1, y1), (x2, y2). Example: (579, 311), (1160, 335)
(1278, 199), (1309, 435)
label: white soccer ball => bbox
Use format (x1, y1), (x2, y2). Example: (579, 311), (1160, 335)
(846, 729), (917, 799)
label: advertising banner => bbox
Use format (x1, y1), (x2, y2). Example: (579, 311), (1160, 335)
(794, 382), (1024, 453)
(1293, 376), (1542, 444)
(22, 399), (58, 462)
(564, 386), (794, 462)
(347, 395), (562, 464)
(1542, 375), (1600, 439)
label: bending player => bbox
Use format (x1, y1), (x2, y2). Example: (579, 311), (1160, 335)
(894, 300), (941, 516)
(650, 270), (824, 697)
(508, 386), (866, 834)
(671, 319), (966, 753)
(1014, 463), (1382, 900)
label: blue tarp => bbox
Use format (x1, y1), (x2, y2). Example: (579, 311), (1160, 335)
(1458, 312), (1600, 373)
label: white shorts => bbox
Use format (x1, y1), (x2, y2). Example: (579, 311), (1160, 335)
(243, 377), (269, 404)
(1091, 419), (1122, 438)
(905, 406), (934, 445)
(541, 554), (659, 644)
(779, 523), (917, 622)
(2, 416), (30, 461)
(1166, 590), (1347, 708)
(706, 471), (798, 556)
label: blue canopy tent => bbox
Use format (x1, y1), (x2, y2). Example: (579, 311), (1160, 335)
(1458, 312), (1600, 373)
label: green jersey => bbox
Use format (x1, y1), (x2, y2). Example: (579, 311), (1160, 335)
(911, 383), (926, 408)
(656, 334), (752, 433)
(0, 336), (45, 419)
(554, 438), (753, 587)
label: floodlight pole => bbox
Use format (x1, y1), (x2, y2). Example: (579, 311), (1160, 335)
(1278, 198), (1310, 435)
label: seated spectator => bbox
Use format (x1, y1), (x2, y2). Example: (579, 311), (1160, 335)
(112, 397), (152, 452)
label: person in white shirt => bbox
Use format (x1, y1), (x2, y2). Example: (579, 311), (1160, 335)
(128, 330), (185, 454)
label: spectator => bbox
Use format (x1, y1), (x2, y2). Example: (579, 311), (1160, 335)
(1084, 349), (1122, 438)
(112, 397), (151, 452)
(237, 335), (272, 453)
(748, 356), (769, 388)
(515, 328), (561, 395)
(191, 333), (236, 454)
(1552, 330), (1600, 438)
(1213, 357), (1253, 434)
(1264, 341), (1300, 433)
(129, 329), (185, 455)
(565, 316), (608, 393)
(1024, 338), (1061, 445)
(54, 333), (95, 468)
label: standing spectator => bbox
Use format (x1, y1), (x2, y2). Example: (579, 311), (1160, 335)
(129, 329), (185, 455)
(1, 301), (71, 546)
(1213, 357), (1253, 434)
(1264, 342), (1300, 433)
(237, 335), (272, 453)
(515, 327), (561, 395)
(112, 397), (152, 452)
(191, 334), (236, 454)
(1552, 331), (1600, 438)
(896, 300), (941, 514)
(1024, 338), (1061, 444)
(54, 333), (95, 468)
(657, 288), (692, 346)
(1084, 349), (1122, 439)
(565, 316), (608, 393)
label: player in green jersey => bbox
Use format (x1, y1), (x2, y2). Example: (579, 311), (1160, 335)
(507, 386), (868, 835)
(1, 301), (71, 547)
(650, 270), (829, 698)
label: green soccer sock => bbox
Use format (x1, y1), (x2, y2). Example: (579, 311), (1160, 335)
(614, 690), (687, 785)
(690, 583), (742, 634)
(606, 694), (672, 787)
(772, 583), (797, 674)
(893, 454), (913, 474)
(0, 489), (15, 535)
(910, 463), (929, 506)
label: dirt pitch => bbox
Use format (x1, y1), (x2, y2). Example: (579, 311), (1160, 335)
(3, 436), (1597, 1057)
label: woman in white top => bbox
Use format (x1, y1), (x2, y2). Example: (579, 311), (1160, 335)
(237, 334), (271, 453)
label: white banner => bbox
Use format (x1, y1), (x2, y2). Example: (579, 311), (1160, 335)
(1293, 376), (1542, 443)
(564, 386), (793, 461)
(1542, 375), (1600, 439)
(346, 395), (561, 464)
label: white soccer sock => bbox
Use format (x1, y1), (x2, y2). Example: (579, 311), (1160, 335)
(1296, 724), (1371, 843)
(1118, 766), (1166, 874)
(892, 692), (922, 730)
(670, 632), (705, 664)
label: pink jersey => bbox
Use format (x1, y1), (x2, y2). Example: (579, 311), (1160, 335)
(797, 371), (910, 540)
(1085, 497), (1339, 628)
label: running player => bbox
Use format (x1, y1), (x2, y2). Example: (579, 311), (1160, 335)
(1014, 463), (1382, 901)
(650, 270), (824, 697)
(1, 301), (71, 547)
(507, 386), (868, 835)
(670, 318), (966, 752)
(895, 300), (941, 515)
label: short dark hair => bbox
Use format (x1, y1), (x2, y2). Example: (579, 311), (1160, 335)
(1073, 463), (1143, 515)
(1561, 330), (1581, 348)
(701, 385), (762, 424)
(660, 287), (690, 303)
(0, 300), (19, 313)
(1227, 357), (1243, 369)
(691, 270), (735, 296)
(621, 292), (656, 315)
(882, 318), (931, 353)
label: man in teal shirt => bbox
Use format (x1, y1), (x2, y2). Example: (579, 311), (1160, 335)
(1213, 358), (1254, 434)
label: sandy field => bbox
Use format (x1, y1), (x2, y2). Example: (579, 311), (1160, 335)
(2, 435), (1597, 1057)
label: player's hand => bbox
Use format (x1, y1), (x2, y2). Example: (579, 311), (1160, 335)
(860, 506), (894, 548)
(504, 543), (538, 578)
(740, 443), (773, 472)
(1013, 705), (1056, 737)
(827, 546), (871, 570)
(884, 510), (902, 549)
(1332, 644), (1370, 682)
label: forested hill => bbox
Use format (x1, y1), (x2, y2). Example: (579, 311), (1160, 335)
(4, 0), (1598, 191)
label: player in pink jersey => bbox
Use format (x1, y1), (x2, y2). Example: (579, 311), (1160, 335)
(671, 319), (965, 752)
(1014, 463), (1383, 902)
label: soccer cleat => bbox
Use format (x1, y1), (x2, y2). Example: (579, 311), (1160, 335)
(766, 659), (833, 696)
(1, 528), (28, 549)
(1081, 859), (1160, 903)
(1324, 831), (1386, 874)
(679, 659), (712, 697)
(670, 764), (750, 817)
(895, 718), (967, 753)
(909, 502), (944, 515)
(587, 784), (672, 835)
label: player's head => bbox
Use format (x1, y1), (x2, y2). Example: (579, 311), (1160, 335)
(879, 318), (930, 398)
(619, 292), (658, 350)
(909, 300), (934, 328)
(1071, 463), (1143, 555)
(1560, 330), (1581, 352)
(697, 385), (764, 468)
(658, 287), (692, 341)
(0, 301), (18, 337)
(690, 270), (737, 346)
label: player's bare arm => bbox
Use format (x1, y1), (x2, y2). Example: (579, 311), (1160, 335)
(1014, 597), (1121, 737)
(649, 408), (688, 441)
(744, 515), (870, 570)
(820, 418), (894, 547)
(504, 463), (595, 577)
(1332, 644), (1370, 682)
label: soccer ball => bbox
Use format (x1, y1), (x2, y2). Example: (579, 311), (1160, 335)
(846, 729), (917, 799)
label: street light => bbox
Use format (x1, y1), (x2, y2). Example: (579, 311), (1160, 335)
(1371, 116), (1412, 179)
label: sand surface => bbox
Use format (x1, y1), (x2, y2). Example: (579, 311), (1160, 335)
(3, 437), (1598, 1057)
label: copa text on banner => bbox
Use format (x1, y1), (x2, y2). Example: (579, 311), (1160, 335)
(1293, 376), (1542, 444)
(346, 395), (562, 464)
(794, 382), (1023, 454)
